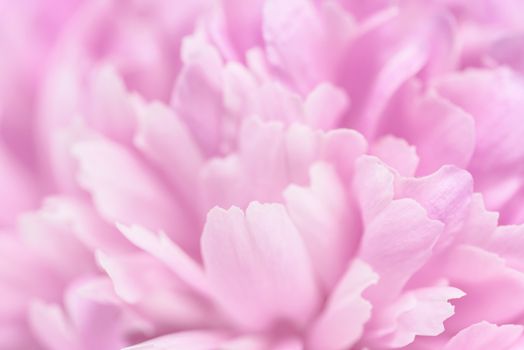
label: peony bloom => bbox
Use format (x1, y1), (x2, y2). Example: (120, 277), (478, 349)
(2, 0), (524, 349)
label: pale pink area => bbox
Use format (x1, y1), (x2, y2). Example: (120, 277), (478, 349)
(2, 1), (524, 349)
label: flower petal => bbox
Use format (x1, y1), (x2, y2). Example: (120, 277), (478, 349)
(308, 259), (378, 350)
(442, 245), (524, 330)
(399, 91), (475, 175)
(304, 83), (349, 131)
(285, 162), (356, 290)
(444, 322), (523, 350)
(201, 202), (319, 330)
(86, 66), (137, 143)
(435, 68), (524, 223)
(374, 286), (465, 348)
(124, 331), (227, 350)
(172, 33), (224, 155)
(360, 199), (444, 301)
(353, 156), (395, 222)
(134, 101), (204, 215)
(118, 224), (208, 295)
(72, 139), (197, 255)
(395, 165), (473, 249)
(370, 136), (419, 177)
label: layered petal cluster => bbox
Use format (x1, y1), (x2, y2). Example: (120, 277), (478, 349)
(2, 1), (524, 350)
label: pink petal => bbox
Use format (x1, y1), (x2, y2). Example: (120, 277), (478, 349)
(444, 322), (523, 350)
(256, 82), (303, 124)
(27, 196), (133, 254)
(30, 278), (136, 350)
(487, 34), (524, 74)
(18, 202), (96, 281)
(304, 83), (349, 131)
(262, 0), (329, 91)
(442, 245), (524, 330)
(201, 155), (245, 210)
(29, 301), (77, 350)
(353, 156), (395, 223)
(134, 101), (205, 216)
(0, 322), (40, 350)
(339, 0), (391, 20)
(96, 251), (172, 304)
(320, 128), (368, 182)
(399, 91), (475, 175)
(273, 338), (304, 350)
(308, 259), (378, 350)
(370, 136), (419, 177)
(360, 199), (444, 301)
(436, 68), (524, 171)
(341, 5), (454, 137)
(284, 162), (356, 290)
(284, 124), (324, 185)
(171, 33), (224, 156)
(85, 66), (137, 144)
(97, 251), (211, 328)
(0, 144), (38, 225)
(373, 286), (465, 348)
(488, 225), (524, 272)
(203, 120), (367, 211)
(118, 225), (209, 295)
(217, 335), (303, 350)
(72, 139), (197, 255)
(218, 335), (269, 350)
(454, 193), (498, 246)
(219, 0), (264, 54)
(124, 331), (227, 350)
(201, 120), (310, 209)
(64, 281), (125, 350)
(201, 202), (319, 330)
(0, 234), (64, 303)
(395, 165), (473, 249)
(237, 119), (290, 203)
(435, 68), (524, 223)
(222, 62), (259, 123)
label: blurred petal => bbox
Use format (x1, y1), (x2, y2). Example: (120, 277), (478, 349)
(124, 331), (227, 350)
(172, 33), (224, 155)
(304, 83), (349, 130)
(444, 322), (522, 350)
(72, 139), (197, 255)
(134, 101), (204, 215)
(370, 136), (419, 177)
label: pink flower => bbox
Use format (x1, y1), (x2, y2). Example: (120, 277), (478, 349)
(2, 0), (524, 349)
